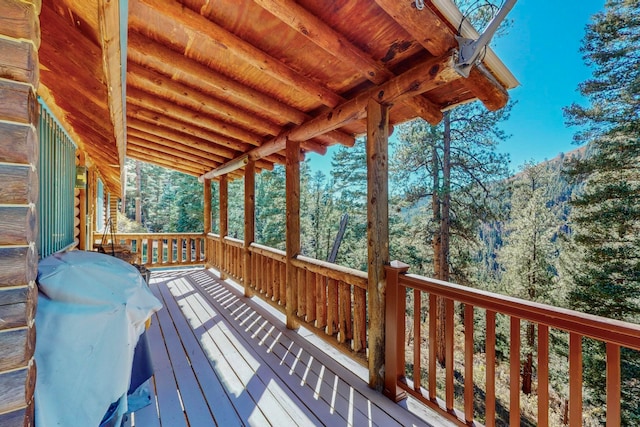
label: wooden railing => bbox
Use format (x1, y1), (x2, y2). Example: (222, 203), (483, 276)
(93, 233), (206, 268)
(206, 233), (369, 358)
(384, 262), (640, 426)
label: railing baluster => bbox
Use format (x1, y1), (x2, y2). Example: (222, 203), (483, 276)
(279, 261), (286, 305)
(569, 333), (582, 427)
(414, 289), (421, 392)
(510, 316), (520, 427)
(486, 310), (496, 427)
(327, 278), (338, 336)
(297, 268), (306, 319)
(429, 293), (437, 401)
(445, 297), (454, 412)
(158, 238), (163, 265)
(464, 304), (474, 423)
(538, 325), (549, 427)
(316, 273), (327, 330)
(306, 270), (316, 323)
(606, 342), (621, 426)
(353, 285), (366, 353)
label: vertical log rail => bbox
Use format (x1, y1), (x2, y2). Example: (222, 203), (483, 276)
(413, 289), (421, 392)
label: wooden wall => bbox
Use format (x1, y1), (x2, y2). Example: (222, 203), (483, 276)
(0, 0), (41, 425)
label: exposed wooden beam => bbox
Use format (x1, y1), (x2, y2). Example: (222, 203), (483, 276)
(285, 139), (301, 330)
(128, 136), (221, 168)
(127, 127), (227, 163)
(127, 63), (282, 137)
(126, 117), (238, 160)
(130, 0), (342, 109)
(98, 0), (126, 184)
(254, 0), (442, 124)
(373, 0), (508, 111)
(127, 30), (356, 146)
(200, 53), (459, 181)
(126, 87), (262, 147)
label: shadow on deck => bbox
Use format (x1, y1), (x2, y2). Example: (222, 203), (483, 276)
(128, 268), (453, 427)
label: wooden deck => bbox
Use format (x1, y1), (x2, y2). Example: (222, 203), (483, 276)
(125, 268), (453, 427)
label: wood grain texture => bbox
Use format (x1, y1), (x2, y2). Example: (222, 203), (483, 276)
(0, 328), (29, 372)
(0, 80), (36, 125)
(285, 139), (301, 329)
(0, 207), (36, 246)
(0, 122), (36, 165)
(0, 0), (40, 46)
(0, 366), (27, 414)
(0, 37), (38, 86)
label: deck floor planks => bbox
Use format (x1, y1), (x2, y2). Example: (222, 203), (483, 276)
(150, 285), (217, 425)
(145, 304), (188, 426)
(165, 278), (302, 426)
(154, 280), (243, 426)
(168, 276), (322, 427)
(197, 276), (405, 427)
(140, 269), (453, 427)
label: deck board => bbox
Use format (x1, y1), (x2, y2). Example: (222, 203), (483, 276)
(130, 268), (454, 427)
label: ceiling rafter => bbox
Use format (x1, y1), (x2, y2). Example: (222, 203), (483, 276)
(253, 0), (442, 124)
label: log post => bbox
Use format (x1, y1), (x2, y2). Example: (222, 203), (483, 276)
(243, 160), (255, 297)
(285, 139), (301, 330)
(366, 98), (390, 390)
(203, 178), (212, 234)
(0, 0), (40, 425)
(219, 175), (228, 279)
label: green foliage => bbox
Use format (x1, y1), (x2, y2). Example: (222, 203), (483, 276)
(563, 0), (640, 422)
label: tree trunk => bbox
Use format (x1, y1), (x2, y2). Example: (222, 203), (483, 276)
(522, 323), (535, 394)
(435, 111), (451, 367)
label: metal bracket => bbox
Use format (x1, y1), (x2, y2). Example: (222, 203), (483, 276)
(454, 0), (517, 78)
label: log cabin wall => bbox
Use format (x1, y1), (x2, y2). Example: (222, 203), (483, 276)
(0, 1), (41, 425)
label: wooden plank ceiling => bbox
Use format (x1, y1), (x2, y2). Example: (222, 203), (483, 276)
(39, 0), (517, 187)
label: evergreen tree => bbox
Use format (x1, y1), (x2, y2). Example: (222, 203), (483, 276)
(392, 101), (511, 364)
(331, 138), (368, 270)
(563, 0), (640, 422)
(255, 165), (286, 249)
(499, 162), (559, 394)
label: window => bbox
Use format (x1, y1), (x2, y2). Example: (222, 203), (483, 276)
(96, 178), (105, 232)
(38, 100), (76, 258)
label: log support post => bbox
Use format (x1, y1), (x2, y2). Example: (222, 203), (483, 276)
(366, 98), (390, 390)
(0, 1), (40, 425)
(285, 139), (301, 330)
(219, 175), (228, 279)
(204, 178), (212, 234)
(243, 160), (255, 297)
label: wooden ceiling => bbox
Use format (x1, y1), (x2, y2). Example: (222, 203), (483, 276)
(38, 0), (517, 192)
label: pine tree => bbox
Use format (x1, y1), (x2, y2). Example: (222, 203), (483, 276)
(563, 0), (640, 423)
(331, 138), (368, 270)
(392, 101), (511, 364)
(499, 163), (559, 394)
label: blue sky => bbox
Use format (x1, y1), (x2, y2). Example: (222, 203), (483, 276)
(308, 0), (605, 175)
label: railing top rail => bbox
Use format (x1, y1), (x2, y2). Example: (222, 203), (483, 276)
(93, 232), (206, 237)
(294, 254), (368, 288)
(395, 269), (640, 351)
(222, 236), (244, 246)
(250, 242), (286, 260)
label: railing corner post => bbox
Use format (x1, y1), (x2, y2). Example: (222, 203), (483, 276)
(384, 260), (409, 402)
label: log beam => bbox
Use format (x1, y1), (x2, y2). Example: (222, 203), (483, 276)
(373, 0), (509, 111)
(127, 31), (355, 147)
(219, 176), (228, 279)
(254, 0), (442, 124)
(366, 98), (390, 390)
(204, 178), (212, 234)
